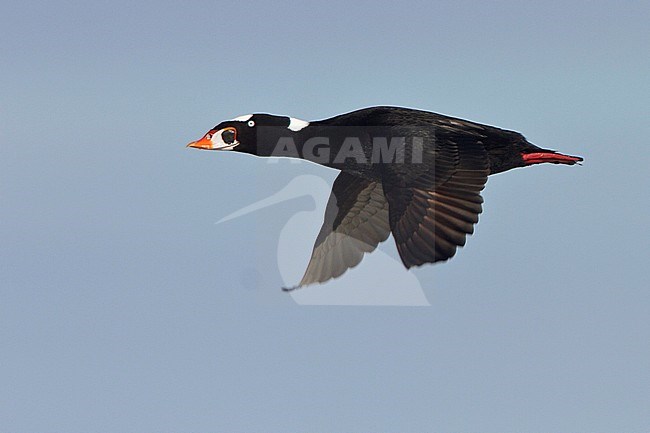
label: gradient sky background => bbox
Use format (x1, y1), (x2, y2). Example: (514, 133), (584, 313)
(2, 0), (650, 432)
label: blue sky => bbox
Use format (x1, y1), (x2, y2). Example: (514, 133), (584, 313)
(2, 0), (649, 431)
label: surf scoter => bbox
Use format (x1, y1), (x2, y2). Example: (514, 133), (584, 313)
(188, 106), (583, 290)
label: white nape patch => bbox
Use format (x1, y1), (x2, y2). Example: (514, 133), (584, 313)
(232, 114), (253, 122)
(288, 117), (310, 132)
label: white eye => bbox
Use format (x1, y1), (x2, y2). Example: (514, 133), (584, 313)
(247, 120), (255, 127)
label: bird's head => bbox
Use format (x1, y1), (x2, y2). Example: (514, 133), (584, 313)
(187, 113), (310, 156)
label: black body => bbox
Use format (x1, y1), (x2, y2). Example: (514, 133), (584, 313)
(191, 106), (583, 290)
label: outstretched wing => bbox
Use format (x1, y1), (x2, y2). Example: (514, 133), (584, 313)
(383, 136), (489, 268)
(286, 172), (390, 290)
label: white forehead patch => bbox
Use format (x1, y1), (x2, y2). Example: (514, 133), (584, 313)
(288, 117), (310, 132)
(232, 114), (253, 122)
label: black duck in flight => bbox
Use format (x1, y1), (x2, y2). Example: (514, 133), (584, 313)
(188, 106), (583, 290)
